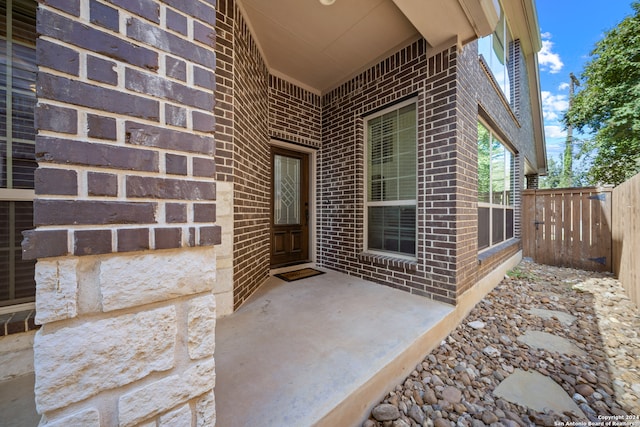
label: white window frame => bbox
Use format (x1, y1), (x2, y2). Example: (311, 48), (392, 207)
(364, 98), (418, 260)
(477, 120), (515, 252)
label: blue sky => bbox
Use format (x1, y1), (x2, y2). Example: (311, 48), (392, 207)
(535, 1), (635, 161)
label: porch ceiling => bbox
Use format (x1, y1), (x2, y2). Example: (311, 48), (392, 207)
(237, 0), (498, 94)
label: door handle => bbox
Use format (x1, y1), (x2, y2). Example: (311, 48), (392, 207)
(534, 220), (544, 230)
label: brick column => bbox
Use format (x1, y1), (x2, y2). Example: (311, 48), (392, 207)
(23, 1), (219, 425)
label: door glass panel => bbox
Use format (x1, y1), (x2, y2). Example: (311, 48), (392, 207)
(274, 154), (300, 225)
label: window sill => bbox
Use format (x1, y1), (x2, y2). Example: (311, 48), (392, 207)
(478, 238), (519, 264)
(359, 252), (418, 271)
(0, 309), (39, 337)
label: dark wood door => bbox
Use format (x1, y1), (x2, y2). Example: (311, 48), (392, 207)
(270, 147), (309, 267)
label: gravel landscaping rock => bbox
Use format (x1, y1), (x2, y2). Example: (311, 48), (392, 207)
(364, 260), (640, 426)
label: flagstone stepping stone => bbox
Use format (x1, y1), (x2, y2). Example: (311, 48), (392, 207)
(494, 369), (587, 419)
(517, 330), (586, 356)
(527, 308), (577, 326)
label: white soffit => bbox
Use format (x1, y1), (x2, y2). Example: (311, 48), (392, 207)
(238, 0), (418, 93)
(238, 0), (499, 93)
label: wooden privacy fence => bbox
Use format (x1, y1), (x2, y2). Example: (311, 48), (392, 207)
(523, 177), (640, 308)
(612, 173), (640, 307)
(522, 187), (613, 273)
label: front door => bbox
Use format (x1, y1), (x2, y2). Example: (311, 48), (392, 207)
(270, 147), (309, 267)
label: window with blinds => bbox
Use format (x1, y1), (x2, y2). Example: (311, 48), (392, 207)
(0, 0), (37, 308)
(365, 100), (417, 258)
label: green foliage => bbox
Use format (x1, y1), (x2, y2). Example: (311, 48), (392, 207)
(564, 2), (640, 185)
(539, 154), (589, 189)
(506, 266), (537, 281)
(478, 123), (490, 201)
(539, 156), (562, 188)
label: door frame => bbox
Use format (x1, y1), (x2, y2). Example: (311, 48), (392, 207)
(269, 139), (317, 274)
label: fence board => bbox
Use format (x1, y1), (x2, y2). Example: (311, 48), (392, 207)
(522, 190), (535, 258)
(612, 173), (640, 307)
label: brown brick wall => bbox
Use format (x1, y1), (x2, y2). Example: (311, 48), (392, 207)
(456, 39), (532, 292)
(321, 41), (463, 304)
(214, 4), (539, 307)
(319, 38), (535, 304)
(269, 75), (322, 148)
(214, 1), (324, 309)
(230, 4), (271, 309)
(215, 0), (235, 183)
(24, 0), (220, 260)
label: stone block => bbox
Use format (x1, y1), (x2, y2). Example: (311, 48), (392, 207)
(158, 403), (192, 427)
(35, 259), (79, 324)
(188, 295), (216, 360)
(118, 358), (215, 427)
(34, 306), (176, 412)
(196, 390), (216, 427)
(99, 249), (215, 311)
(212, 266), (232, 293)
(44, 408), (100, 427)
(213, 291), (233, 318)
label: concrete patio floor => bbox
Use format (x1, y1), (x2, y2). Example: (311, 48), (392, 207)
(0, 373), (39, 427)
(215, 268), (455, 427)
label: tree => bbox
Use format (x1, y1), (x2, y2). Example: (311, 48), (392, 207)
(539, 156), (562, 189)
(564, 2), (640, 185)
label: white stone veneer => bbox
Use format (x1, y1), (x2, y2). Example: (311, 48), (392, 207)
(34, 248), (217, 426)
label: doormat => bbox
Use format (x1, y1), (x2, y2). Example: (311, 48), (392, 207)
(275, 268), (325, 282)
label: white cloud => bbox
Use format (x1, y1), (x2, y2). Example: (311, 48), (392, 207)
(541, 91), (569, 122)
(558, 82), (570, 91)
(538, 33), (564, 74)
(545, 125), (567, 139)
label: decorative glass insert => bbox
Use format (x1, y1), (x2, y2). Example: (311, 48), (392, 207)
(366, 101), (417, 257)
(274, 154), (300, 225)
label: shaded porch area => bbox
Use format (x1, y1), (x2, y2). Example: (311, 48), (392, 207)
(215, 268), (454, 426)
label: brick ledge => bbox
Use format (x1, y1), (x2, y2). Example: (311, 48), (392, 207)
(358, 252), (418, 271)
(0, 309), (40, 336)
